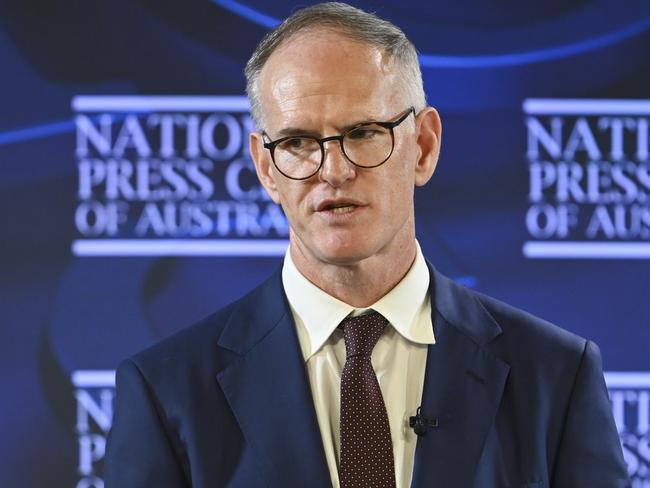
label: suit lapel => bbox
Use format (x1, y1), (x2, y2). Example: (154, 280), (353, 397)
(215, 272), (331, 488)
(411, 266), (510, 488)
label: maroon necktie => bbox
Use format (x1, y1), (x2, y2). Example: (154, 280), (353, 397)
(339, 311), (396, 488)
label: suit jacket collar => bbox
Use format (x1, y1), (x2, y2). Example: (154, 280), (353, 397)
(215, 270), (332, 487)
(215, 268), (288, 355)
(428, 262), (502, 346)
(410, 263), (510, 488)
(215, 263), (510, 487)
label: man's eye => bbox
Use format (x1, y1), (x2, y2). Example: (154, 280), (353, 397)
(286, 138), (305, 148)
(347, 127), (381, 140)
(279, 137), (308, 150)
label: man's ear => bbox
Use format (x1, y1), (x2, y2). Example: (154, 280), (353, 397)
(413, 107), (442, 187)
(250, 132), (281, 204)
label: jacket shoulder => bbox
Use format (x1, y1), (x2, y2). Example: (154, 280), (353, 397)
(429, 262), (588, 359)
(125, 268), (285, 376)
(466, 286), (599, 405)
(473, 289), (588, 358)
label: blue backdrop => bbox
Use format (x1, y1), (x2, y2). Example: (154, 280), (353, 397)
(1, 1), (650, 486)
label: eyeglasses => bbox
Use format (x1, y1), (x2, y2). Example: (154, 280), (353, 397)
(262, 107), (415, 180)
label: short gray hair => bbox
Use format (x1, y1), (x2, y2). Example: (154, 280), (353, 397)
(244, 2), (426, 128)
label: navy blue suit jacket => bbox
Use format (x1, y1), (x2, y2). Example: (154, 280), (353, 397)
(105, 264), (629, 487)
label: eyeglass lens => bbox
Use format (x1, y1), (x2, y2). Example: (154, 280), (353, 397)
(274, 123), (393, 179)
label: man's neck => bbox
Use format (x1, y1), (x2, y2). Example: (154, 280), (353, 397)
(289, 236), (417, 308)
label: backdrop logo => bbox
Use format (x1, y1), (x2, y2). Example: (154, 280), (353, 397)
(71, 96), (289, 256)
(72, 370), (115, 488)
(523, 99), (650, 259)
(606, 372), (650, 483)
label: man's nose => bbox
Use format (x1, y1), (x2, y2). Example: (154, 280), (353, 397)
(318, 139), (356, 187)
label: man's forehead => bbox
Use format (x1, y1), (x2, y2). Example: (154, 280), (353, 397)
(258, 29), (401, 129)
(264, 30), (388, 77)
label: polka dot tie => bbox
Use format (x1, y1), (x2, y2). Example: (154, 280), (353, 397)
(339, 311), (396, 488)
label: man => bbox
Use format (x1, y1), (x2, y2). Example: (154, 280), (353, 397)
(105, 3), (629, 487)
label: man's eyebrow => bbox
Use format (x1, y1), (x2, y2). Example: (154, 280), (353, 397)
(272, 116), (382, 139)
(340, 116), (380, 131)
(273, 126), (318, 139)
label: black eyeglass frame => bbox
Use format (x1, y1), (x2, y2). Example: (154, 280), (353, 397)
(261, 107), (416, 180)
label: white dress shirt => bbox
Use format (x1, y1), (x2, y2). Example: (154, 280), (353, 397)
(282, 241), (435, 488)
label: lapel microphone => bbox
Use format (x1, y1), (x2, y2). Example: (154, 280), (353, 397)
(409, 406), (439, 436)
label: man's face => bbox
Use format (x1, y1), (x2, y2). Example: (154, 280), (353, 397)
(250, 29), (440, 269)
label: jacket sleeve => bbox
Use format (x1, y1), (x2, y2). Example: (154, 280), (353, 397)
(105, 359), (189, 488)
(551, 340), (630, 488)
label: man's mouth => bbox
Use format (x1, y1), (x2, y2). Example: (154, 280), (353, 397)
(327, 204), (357, 214)
(317, 200), (364, 214)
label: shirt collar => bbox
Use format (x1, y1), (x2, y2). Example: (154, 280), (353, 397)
(282, 241), (434, 359)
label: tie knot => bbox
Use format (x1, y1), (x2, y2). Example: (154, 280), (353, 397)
(339, 311), (388, 358)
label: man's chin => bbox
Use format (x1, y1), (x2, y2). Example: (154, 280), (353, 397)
(289, 231), (380, 268)
(314, 243), (375, 267)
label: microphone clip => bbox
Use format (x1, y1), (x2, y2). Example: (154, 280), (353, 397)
(409, 406), (439, 436)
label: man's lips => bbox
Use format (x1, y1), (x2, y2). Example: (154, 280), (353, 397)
(315, 199), (366, 213)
